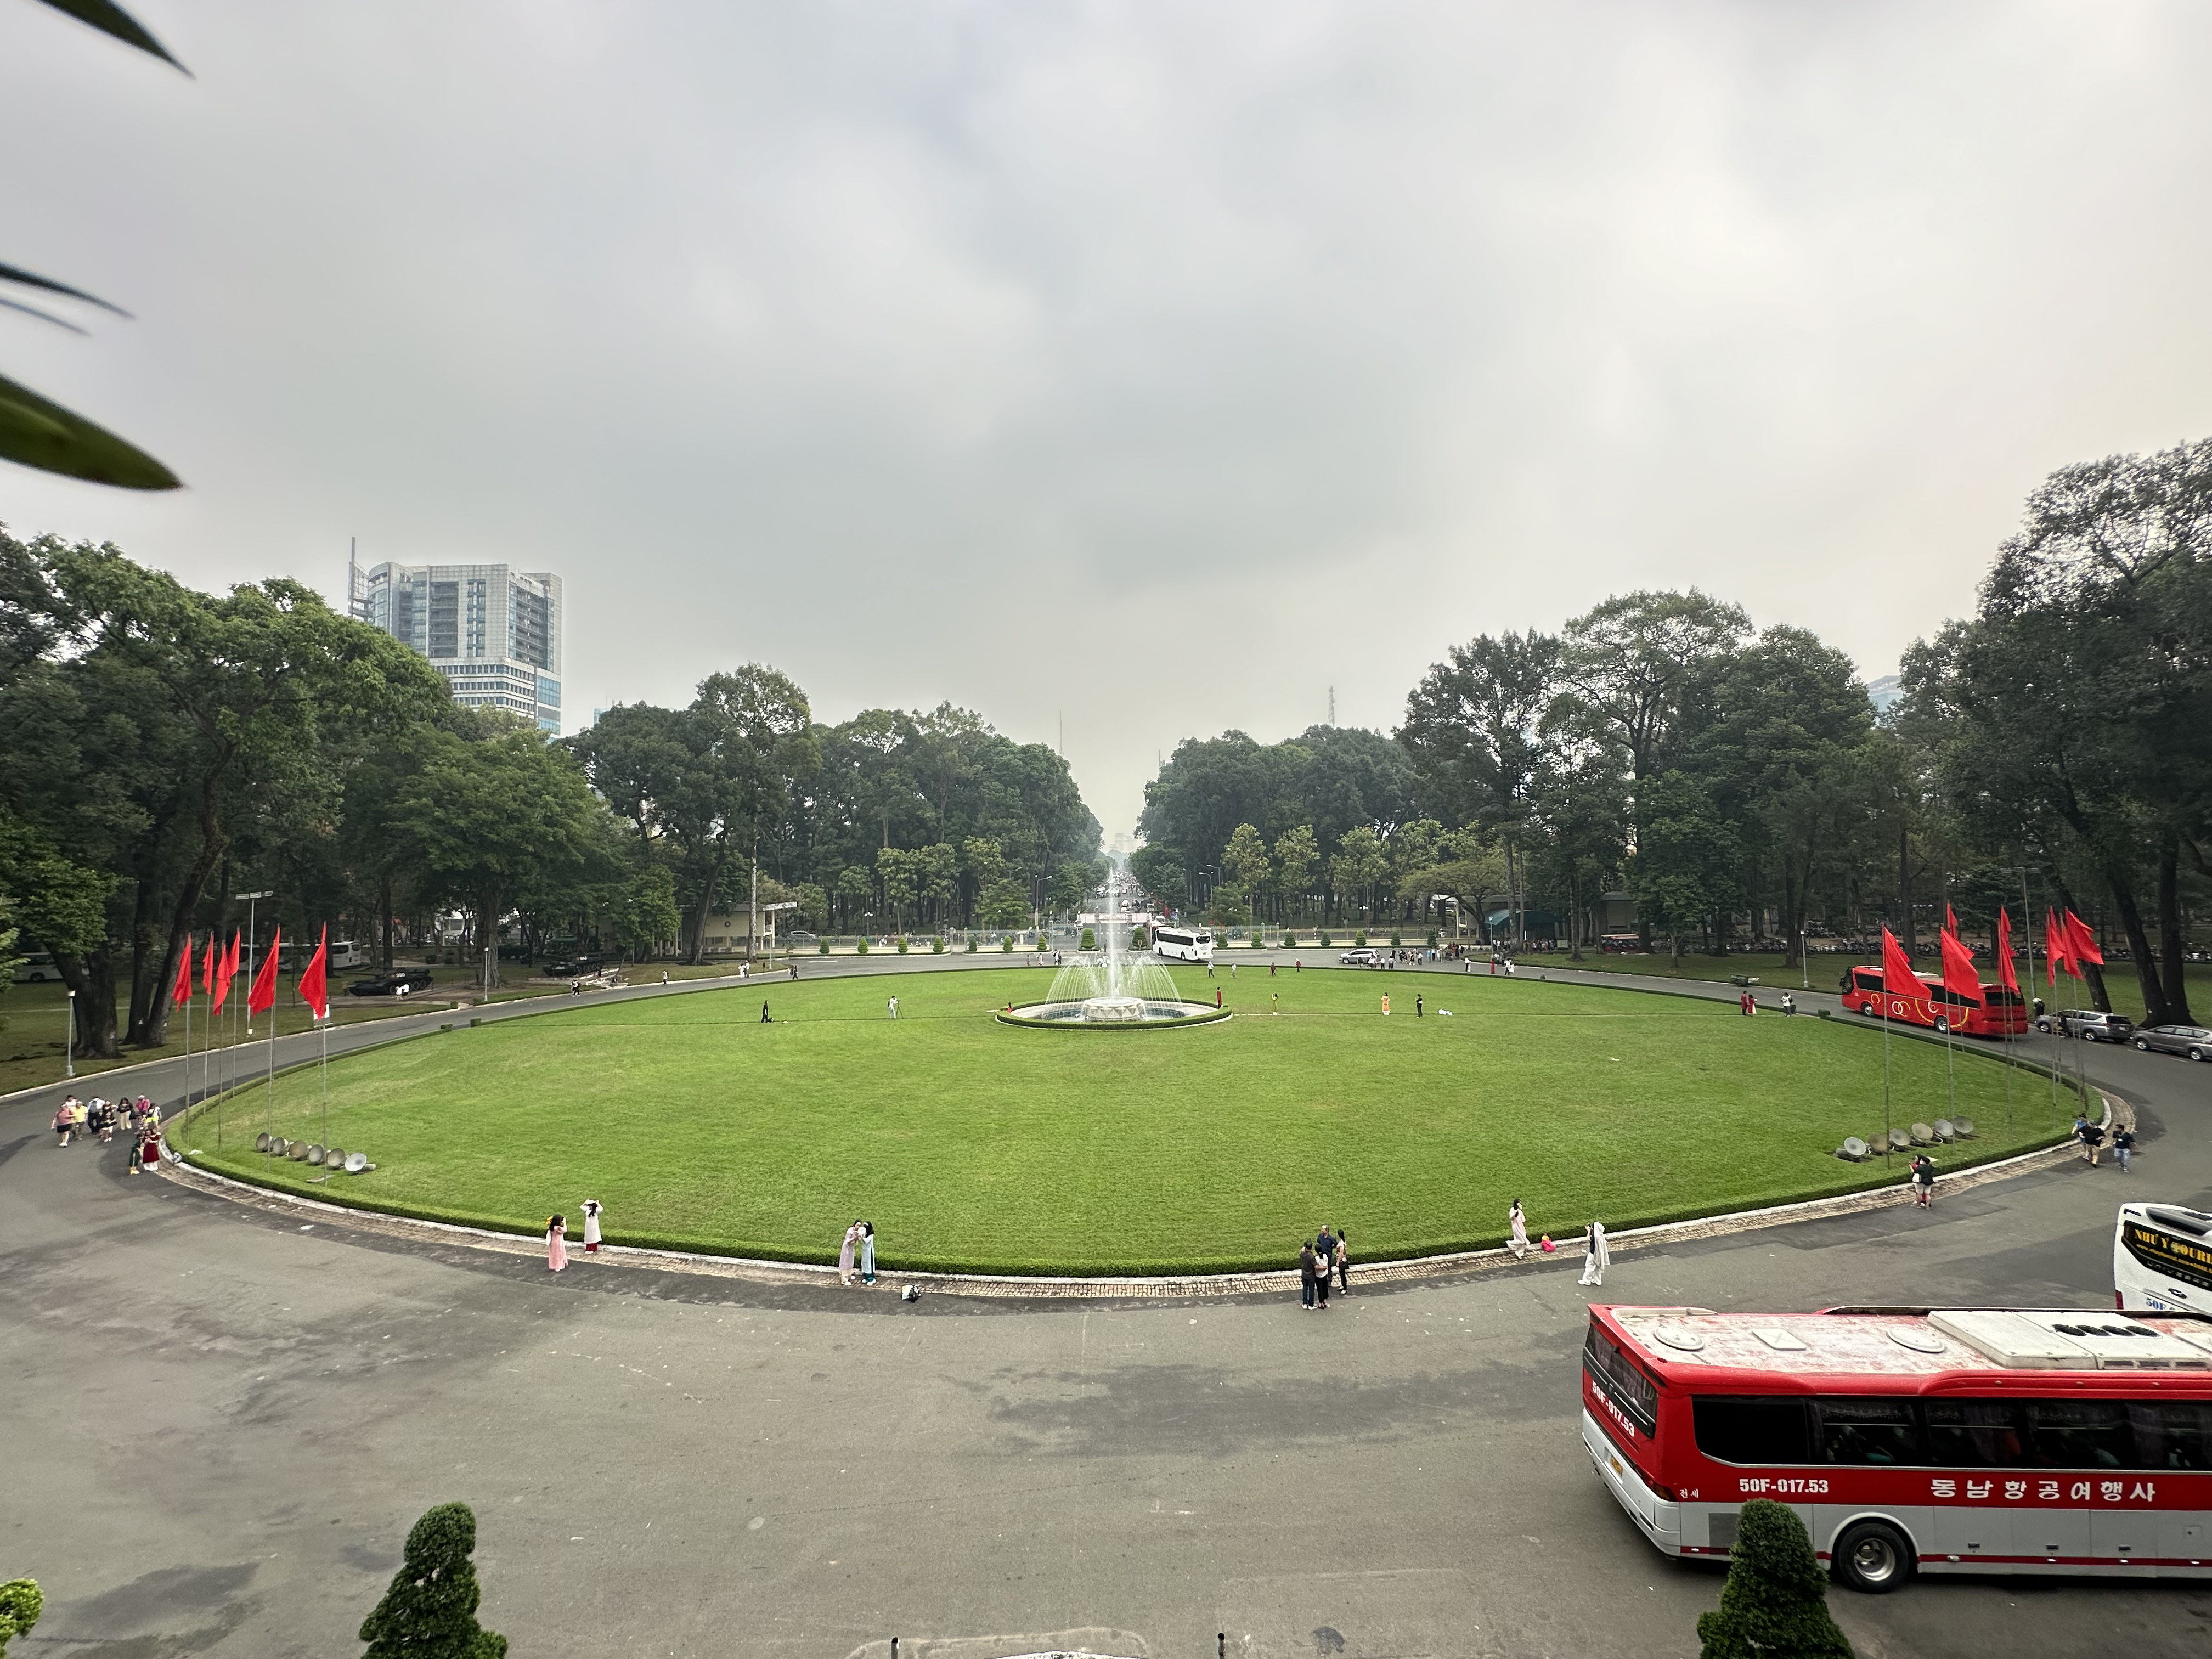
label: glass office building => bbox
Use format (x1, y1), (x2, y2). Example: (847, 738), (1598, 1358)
(350, 557), (562, 732)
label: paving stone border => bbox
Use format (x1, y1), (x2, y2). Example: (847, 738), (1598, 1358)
(158, 1092), (2112, 1302)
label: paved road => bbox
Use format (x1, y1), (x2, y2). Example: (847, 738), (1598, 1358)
(4, 960), (2209, 1659)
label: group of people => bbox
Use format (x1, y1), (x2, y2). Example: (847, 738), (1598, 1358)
(2074, 1114), (2136, 1170)
(1297, 1226), (1351, 1307)
(838, 1220), (877, 1285)
(53, 1094), (165, 1172)
(543, 1200), (604, 1270)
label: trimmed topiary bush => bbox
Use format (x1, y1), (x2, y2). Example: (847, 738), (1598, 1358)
(1317, 932), (1331, 947)
(1355, 930), (1368, 946)
(359, 1502), (507, 1659)
(930, 936), (944, 953)
(1426, 930), (1439, 948)
(856, 939), (868, 955)
(1080, 927), (1097, 951)
(0, 1579), (43, 1659)
(1130, 925), (1148, 948)
(1695, 1499), (1855, 1659)
(1000, 934), (1014, 951)
(1390, 931), (1402, 946)
(966, 936), (979, 953)
(818, 940), (831, 955)
(896, 937), (909, 954)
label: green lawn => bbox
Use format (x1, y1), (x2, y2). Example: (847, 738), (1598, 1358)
(182, 967), (2078, 1276)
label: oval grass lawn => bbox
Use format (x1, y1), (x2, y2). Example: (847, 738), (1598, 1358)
(183, 966), (2073, 1275)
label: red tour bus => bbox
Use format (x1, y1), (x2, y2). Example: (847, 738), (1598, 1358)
(1838, 965), (2028, 1036)
(1582, 1303), (2212, 1592)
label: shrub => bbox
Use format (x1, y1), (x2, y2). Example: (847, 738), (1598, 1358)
(896, 937), (909, 954)
(1000, 934), (1014, 951)
(966, 936), (979, 953)
(856, 939), (868, 955)
(1426, 930), (1439, 948)
(1390, 930), (1403, 947)
(1694, 1499), (1854, 1659)
(359, 1503), (507, 1659)
(1318, 932), (1331, 947)
(0, 1580), (42, 1659)
(930, 936), (945, 953)
(1130, 925), (1148, 949)
(1355, 930), (1368, 945)
(1080, 928), (1097, 951)
(818, 941), (831, 955)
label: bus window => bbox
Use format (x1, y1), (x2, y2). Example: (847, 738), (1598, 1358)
(1815, 1398), (1922, 1465)
(2128, 1401), (2212, 1470)
(1583, 1327), (1658, 1434)
(1924, 1399), (2025, 1467)
(2025, 1399), (2133, 1469)
(1692, 1397), (1809, 1465)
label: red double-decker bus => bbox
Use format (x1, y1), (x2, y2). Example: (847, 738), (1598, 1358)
(1838, 966), (2028, 1036)
(1582, 1304), (2212, 1592)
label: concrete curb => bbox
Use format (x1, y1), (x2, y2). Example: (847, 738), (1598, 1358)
(157, 1091), (2114, 1302)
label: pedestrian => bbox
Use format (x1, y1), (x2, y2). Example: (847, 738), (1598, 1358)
(1334, 1227), (1351, 1295)
(1381, 992), (1390, 1017)
(789, 962), (799, 981)
(661, 969), (670, 986)
(546, 1214), (568, 1272)
(54, 1100), (76, 1147)
(1578, 1221), (1609, 1287)
(2075, 1115), (2103, 1166)
(860, 1221), (877, 1285)
(70, 1098), (88, 1141)
(1316, 1223), (1336, 1269)
(1269, 962), (1277, 977)
(139, 1125), (162, 1174)
(1416, 992), (1424, 1018)
(580, 1198), (603, 1252)
(1782, 992), (1795, 1015)
(1508, 1199), (1529, 1260)
(1299, 1239), (1318, 1308)
(1207, 961), (1214, 978)
(839, 1221), (862, 1285)
(1911, 1154), (1935, 1208)
(1313, 1246), (1331, 1308)
(1231, 963), (1237, 979)
(887, 995), (899, 1020)
(2114, 1124), (2136, 1172)
(761, 1001), (771, 1023)
(1271, 991), (1279, 1015)
(1295, 959), (1301, 973)
(1216, 988), (1222, 1009)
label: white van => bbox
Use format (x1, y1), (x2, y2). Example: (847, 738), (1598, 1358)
(2114, 1201), (2212, 1312)
(12, 950), (63, 984)
(1153, 927), (1214, 964)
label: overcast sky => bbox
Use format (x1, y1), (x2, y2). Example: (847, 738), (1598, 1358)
(6, 2), (2210, 836)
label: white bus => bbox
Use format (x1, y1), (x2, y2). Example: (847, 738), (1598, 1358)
(2115, 1202), (2212, 1313)
(1153, 926), (1214, 964)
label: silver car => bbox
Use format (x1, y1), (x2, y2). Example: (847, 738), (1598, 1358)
(2035, 1008), (2135, 1042)
(2135, 1023), (2212, 1062)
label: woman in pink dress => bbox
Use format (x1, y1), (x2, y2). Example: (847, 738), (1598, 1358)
(546, 1214), (568, 1272)
(838, 1221), (861, 1285)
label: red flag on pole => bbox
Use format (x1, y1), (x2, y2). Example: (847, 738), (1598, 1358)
(1945, 904), (1960, 935)
(246, 927), (280, 1015)
(201, 934), (217, 995)
(171, 937), (194, 1008)
(1939, 926), (1985, 1012)
(2063, 909), (2104, 968)
(2046, 908), (2077, 985)
(212, 930), (241, 1014)
(299, 926), (329, 1022)
(1996, 908), (2018, 996)
(1881, 926), (1936, 1005)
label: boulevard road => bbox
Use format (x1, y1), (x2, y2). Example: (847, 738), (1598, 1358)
(3, 960), (2208, 1659)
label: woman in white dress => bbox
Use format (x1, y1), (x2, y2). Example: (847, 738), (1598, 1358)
(1578, 1221), (1609, 1286)
(838, 1221), (862, 1285)
(1508, 1199), (1529, 1260)
(580, 1199), (603, 1254)
(859, 1221), (876, 1285)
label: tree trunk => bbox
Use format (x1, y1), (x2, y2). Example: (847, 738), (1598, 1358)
(2049, 870), (2112, 1012)
(2105, 856), (2170, 1026)
(2159, 837), (2196, 1025)
(1897, 824), (1916, 955)
(380, 874), (396, 968)
(1567, 864), (1584, 962)
(55, 943), (123, 1059)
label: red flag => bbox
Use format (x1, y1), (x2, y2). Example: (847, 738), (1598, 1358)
(1945, 904), (1959, 935)
(201, 934), (217, 995)
(299, 926), (329, 1022)
(246, 928), (280, 1016)
(2063, 909), (2104, 968)
(1996, 909), (2018, 996)
(2045, 909), (2072, 985)
(212, 930), (241, 1014)
(1881, 926), (1936, 1006)
(171, 938), (194, 1008)
(1939, 926), (1985, 1011)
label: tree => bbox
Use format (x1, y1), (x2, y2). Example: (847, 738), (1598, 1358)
(1222, 823), (1272, 917)
(1047, 858), (1096, 919)
(876, 846), (917, 931)
(1560, 590), (1751, 783)
(1629, 771), (1740, 967)
(358, 1503), (507, 1659)
(1128, 844), (1186, 912)
(612, 862), (680, 961)
(1272, 824), (1318, 918)
(1329, 825), (1388, 924)
(1694, 1499), (1854, 1659)
(0, 1578), (41, 1659)
(912, 842), (958, 928)
(834, 864), (872, 930)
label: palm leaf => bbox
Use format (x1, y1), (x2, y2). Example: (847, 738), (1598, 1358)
(0, 261), (130, 317)
(32, 0), (187, 72)
(0, 371), (180, 489)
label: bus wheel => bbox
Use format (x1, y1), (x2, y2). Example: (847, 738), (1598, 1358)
(1832, 1519), (1915, 1594)
(1933, 1016), (1949, 1034)
(1858, 1000), (1877, 1017)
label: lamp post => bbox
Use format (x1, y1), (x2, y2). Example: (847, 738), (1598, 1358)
(64, 987), (76, 1080)
(1801, 930), (1809, 991)
(234, 889), (273, 1034)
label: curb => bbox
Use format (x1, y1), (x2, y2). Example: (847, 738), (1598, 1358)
(156, 1092), (2113, 1302)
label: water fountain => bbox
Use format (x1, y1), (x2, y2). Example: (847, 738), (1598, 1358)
(996, 854), (1227, 1029)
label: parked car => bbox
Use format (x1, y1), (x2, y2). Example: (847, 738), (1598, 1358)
(2135, 1023), (2212, 1061)
(1338, 947), (1381, 966)
(11, 950), (63, 984)
(2035, 1008), (2134, 1042)
(544, 955), (606, 977)
(346, 967), (435, 997)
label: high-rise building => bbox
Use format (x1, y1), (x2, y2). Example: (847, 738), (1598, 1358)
(349, 553), (563, 732)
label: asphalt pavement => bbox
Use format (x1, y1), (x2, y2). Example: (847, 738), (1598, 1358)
(3, 956), (2209, 1659)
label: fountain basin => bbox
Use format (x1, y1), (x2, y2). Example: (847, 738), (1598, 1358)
(996, 998), (1229, 1030)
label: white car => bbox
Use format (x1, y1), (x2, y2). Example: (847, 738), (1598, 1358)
(12, 951), (63, 983)
(1338, 947), (1382, 966)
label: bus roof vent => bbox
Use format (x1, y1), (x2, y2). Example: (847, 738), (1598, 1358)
(1929, 1310), (2212, 1370)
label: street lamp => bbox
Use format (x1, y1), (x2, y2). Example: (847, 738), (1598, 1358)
(1801, 930), (1809, 991)
(64, 987), (76, 1080)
